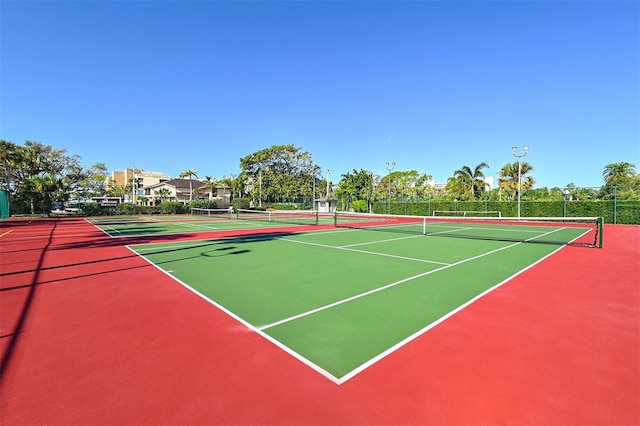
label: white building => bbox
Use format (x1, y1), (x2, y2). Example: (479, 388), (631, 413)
(143, 179), (231, 206)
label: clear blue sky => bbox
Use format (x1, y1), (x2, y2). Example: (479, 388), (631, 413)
(1, 0), (638, 189)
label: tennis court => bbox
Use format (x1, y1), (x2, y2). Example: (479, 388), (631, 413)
(127, 213), (602, 382)
(1, 214), (637, 425)
(88, 209), (336, 238)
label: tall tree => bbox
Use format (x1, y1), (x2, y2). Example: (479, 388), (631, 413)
(220, 174), (242, 199)
(179, 169), (199, 201)
(453, 162), (489, 200)
(203, 176), (217, 200)
(106, 178), (129, 202)
(239, 145), (316, 203)
(74, 162), (108, 200)
(29, 174), (61, 215)
(603, 162), (636, 187)
(499, 161), (535, 201)
(2, 140), (105, 215)
(444, 175), (467, 200)
(335, 169), (374, 210)
(0, 140), (22, 192)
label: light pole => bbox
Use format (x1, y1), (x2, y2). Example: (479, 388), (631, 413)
(312, 168), (316, 210)
(511, 146), (528, 218)
(563, 189), (570, 219)
(131, 166), (136, 204)
(326, 169), (331, 197)
(258, 170), (262, 208)
(386, 161), (396, 214)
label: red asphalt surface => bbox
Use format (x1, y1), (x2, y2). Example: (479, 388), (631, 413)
(1, 218), (638, 425)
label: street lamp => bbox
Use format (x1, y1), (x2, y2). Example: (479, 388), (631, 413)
(512, 146), (528, 218)
(131, 166), (137, 204)
(326, 169), (331, 197)
(563, 189), (570, 219)
(312, 167), (316, 210)
(258, 170), (262, 208)
(386, 161), (396, 214)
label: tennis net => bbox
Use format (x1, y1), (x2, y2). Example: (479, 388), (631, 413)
(191, 208), (235, 219)
(432, 210), (502, 217)
(334, 212), (604, 248)
(236, 209), (321, 226)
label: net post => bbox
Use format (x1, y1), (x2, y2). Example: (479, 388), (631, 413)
(598, 217), (604, 248)
(315, 210), (319, 226)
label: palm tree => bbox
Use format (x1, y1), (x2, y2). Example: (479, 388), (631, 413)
(179, 169), (198, 201)
(499, 161), (535, 201)
(154, 188), (172, 203)
(445, 176), (466, 201)
(192, 185), (202, 199)
(31, 174), (61, 216)
(203, 176), (217, 201)
(337, 171), (359, 209)
(453, 162), (489, 200)
(106, 178), (128, 202)
(603, 162), (636, 187)
(220, 175), (241, 199)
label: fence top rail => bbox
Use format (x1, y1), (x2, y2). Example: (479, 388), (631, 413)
(336, 211), (601, 222)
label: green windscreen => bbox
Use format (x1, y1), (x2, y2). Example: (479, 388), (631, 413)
(0, 190), (9, 220)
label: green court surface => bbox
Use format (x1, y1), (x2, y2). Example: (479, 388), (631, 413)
(88, 214), (335, 237)
(128, 224), (580, 382)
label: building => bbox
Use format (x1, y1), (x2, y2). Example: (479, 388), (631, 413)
(315, 197), (337, 213)
(106, 168), (171, 202)
(143, 179), (231, 206)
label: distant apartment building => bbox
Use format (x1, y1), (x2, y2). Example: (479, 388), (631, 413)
(426, 179), (447, 192)
(106, 168), (171, 203)
(143, 179), (231, 206)
(106, 169), (231, 206)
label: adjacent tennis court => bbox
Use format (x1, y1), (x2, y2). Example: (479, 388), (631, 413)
(88, 209), (336, 238)
(127, 212), (601, 382)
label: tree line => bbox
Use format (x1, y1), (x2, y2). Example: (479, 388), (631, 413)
(1, 140), (638, 216)
(0, 140), (107, 215)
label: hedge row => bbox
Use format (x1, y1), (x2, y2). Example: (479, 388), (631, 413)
(373, 200), (640, 225)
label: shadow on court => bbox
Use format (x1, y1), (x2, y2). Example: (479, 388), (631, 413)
(0, 217), (303, 387)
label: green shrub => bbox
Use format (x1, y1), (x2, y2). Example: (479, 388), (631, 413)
(352, 199), (367, 213)
(231, 198), (251, 210)
(160, 202), (185, 214)
(189, 199), (218, 209)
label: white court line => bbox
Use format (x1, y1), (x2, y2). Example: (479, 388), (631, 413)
(428, 227), (474, 236)
(260, 226), (565, 332)
(175, 222), (218, 230)
(340, 236), (568, 382)
(339, 233), (425, 248)
(130, 225), (567, 384)
(131, 233), (277, 252)
(279, 236), (451, 266)
(126, 244), (341, 384)
(257, 239), (525, 331)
